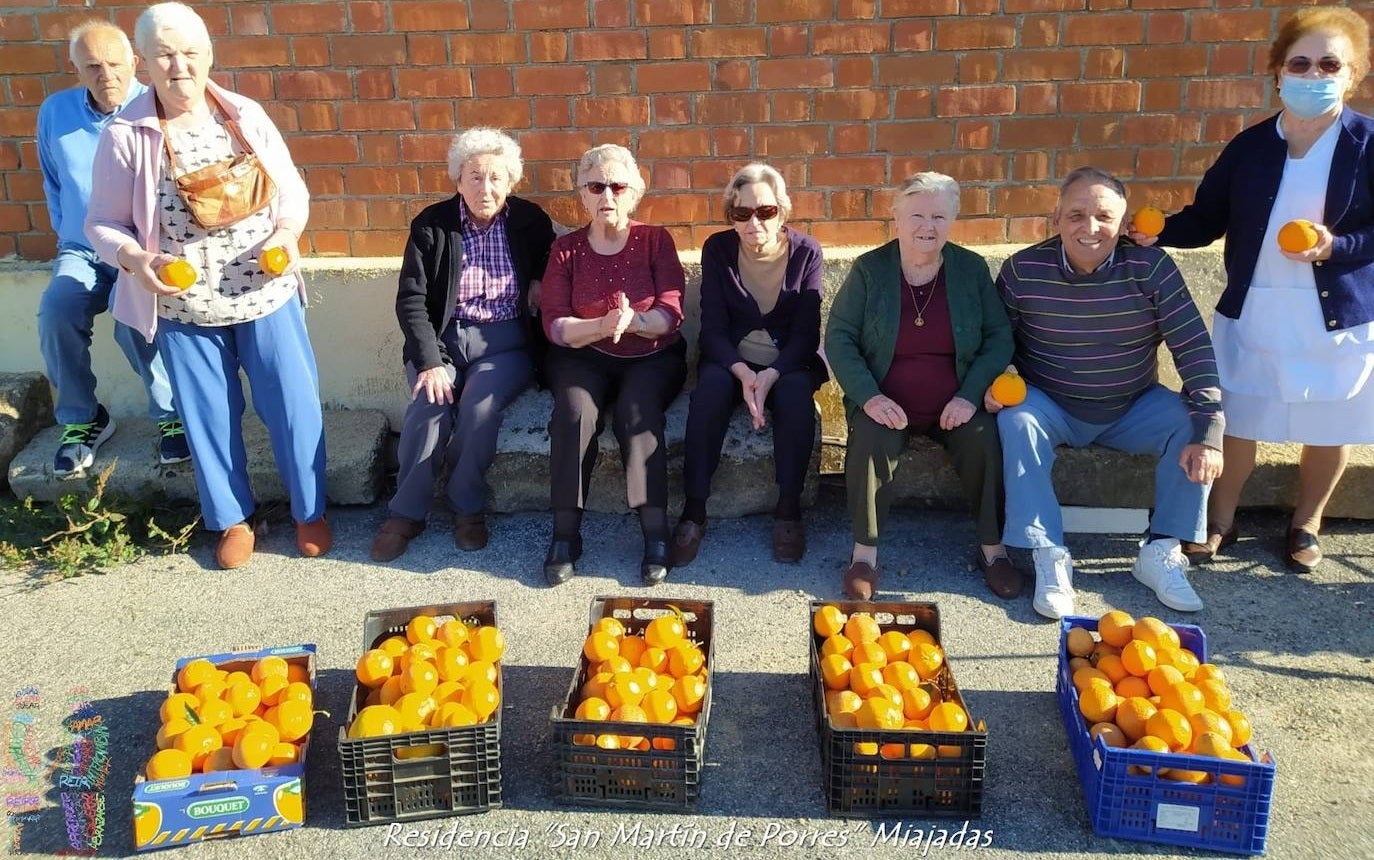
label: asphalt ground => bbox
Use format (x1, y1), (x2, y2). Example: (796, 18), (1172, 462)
(2, 488), (1372, 860)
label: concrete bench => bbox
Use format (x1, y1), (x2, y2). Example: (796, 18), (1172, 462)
(0, 372), (53, 492)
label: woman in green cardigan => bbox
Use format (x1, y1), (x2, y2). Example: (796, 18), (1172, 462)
(824, 173), (1019, 602)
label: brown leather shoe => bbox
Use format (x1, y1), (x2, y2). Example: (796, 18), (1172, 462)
(669, 519), (706, 567)
(296, 516), (332, 558)
(976, 551), (1024, 599)
(217, 522), (255, 570)
(1182, 522), (1238, 565)
(842, 561), (878, 601)
(1287, 527), (1321, 572)
(453, 513), (489, 551)
(370, 517), (425, 562)
(772, 519), (805, 563)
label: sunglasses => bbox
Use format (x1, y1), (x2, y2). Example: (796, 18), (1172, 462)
(1285, 56), (1344, 75)
(728, 205), (780, 222)
(583, 181), (631, 196)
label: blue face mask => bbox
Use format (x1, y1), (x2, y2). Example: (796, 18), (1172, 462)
(1279, 74), (1344, 119)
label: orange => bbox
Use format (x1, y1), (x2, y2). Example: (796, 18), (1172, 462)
(1090, 641), (1121, 664)
(576, 696), (611, 721)
(378, 636), (409, 659)
(849, 663), (884, 698)
(1277, 219), (1319, 253)
(268, 742), (300, 766)
(462, 678), (500, 720)
(1147, 665), (1185, 697)
(232, 732), (273, 769)
(438, 703), (479, 728)
(637, 646), (669, 674)
(827, 689), (863, 716)
(195, 698), (233, 729)
(435, 645), (470, 683)
(609, 704), (648, 749)
(1225, 710), (1252, 748)
(909, 642), (945, 680)
(1120, 640), (1157, 677)
(1170, 648), (1201, 679)
(1132, 617), (1180, 652)
(616, 635), (647, 666)
(217, 718), (249, 745)
(1115, 675), (1151, 700)
(642, 689), (678, 723)
(644, 613), (687, 649)
(1066, 627), (1095, 658)
(989, 370), (1027, 407)
(1068, 656), (1092, 675)
(251, 656), (290, 685)
(869, 683), (905, 712)
(1115, 697), (1157, 742)
(356, 649), (394, 688)
(1146, 708), (1192, 751)
(177, 659), (217, 693)
(241, 719), (280, 747)
(392, 693), (436, 731)
(1095, 654), (1130, 685)
(1129, 735), (1172, 776)
(195, 679), (229, 706)
(881, 661), (920, 690)
(819, 654), (854, 690)
(580, 671), (612, 702)
(855, 698), (904, 730)
(173, 725), (222, 771)
(633, 666), (660, 692)
(158, 259), (197, 290)
(1078, 684), (1119, 724)
(156, 718), (192, 751)
(1158, 681), (1205, 717)
(1188, 710), (1233, 749)
(1216, 748), (1251, 786)
(1196, 679), (1232, 713)
(813, 604), (847, 638)
(1191, 731), (1231, 759)
(851, 641), (888, 668)
(1193, 663), (1227, 684)
(906, 629), (937, 648)
(667, 643), (706, 678)
(592, 617), (626, 639)
(927, 701), (969, 732)
(1133, 206), (1166, 238)
(1098, 610), (1135, 648)
(406, 615), (438, 645)
(671, 674), (706, 715)
(399, 643), (438, 673)
(378, 676), (404, 706)
(432, 680), (463, 706)
(821, 633), (854, 660)
(877, 631), (913, 663)
(280, 682), (312, 708)
(843, 613), (881, 645)
(583, 631), (620, 663)
(1089, 722), (1128, 748)
(900, 684), (935, 721)
(146, 748), (194, 780)
(1073, 666), (1112, 692)
(604, 673), (647, 709)
(468, 625), (505, 663)
(434, 620), (470, 648)
(880, 743), (908, 759)
(258, 246), (289, 276)
(160, 692), (201, 725)
(268, 699), (314, 742)
(400, 661), (439, 697)
(348, 704), (402, 738)
(598, 656), (633, 676)
(202, 747), (236, 774)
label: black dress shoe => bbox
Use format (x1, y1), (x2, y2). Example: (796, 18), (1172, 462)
(544, 535), (582, 586)
(641, 540), (669, 586)
(1286, 528), (1321, 573)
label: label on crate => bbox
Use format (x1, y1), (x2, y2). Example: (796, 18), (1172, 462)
(1155, 803), (1201, 832)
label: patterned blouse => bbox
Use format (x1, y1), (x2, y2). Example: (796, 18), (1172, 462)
(156, 115), (295, 326)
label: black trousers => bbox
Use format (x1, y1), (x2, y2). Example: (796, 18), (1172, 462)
(545, 341), (687, 512)
(682, 361), (817, 504)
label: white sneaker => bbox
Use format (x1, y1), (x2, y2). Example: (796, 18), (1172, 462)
(1133, 538), (1204, 612)
(1031, 546), (1076, 619)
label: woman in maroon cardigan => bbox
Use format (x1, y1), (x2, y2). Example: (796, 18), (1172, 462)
(671, 163), (826, 567)
(539, 144), (687, 587)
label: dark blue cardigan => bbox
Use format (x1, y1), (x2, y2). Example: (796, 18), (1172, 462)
(697, 226), (827, 381)
(1157, 107), (1374, 332)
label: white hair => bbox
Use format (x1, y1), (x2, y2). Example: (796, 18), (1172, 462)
(723, 163), (792, 223)
(578, 143), (645, 185)
(446, 128), (524, 186)
(68, 20), (134, 64)
(134, 2), (211, 58)
(893, 172), (961, 218)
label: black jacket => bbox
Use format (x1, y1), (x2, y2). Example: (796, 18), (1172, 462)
(395, 194), (556, 372)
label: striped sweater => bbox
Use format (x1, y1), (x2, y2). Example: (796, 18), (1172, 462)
(997, 237), (1224, 449)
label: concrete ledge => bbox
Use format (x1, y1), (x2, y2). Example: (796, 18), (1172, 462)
(486, 389), (819, 517)
(887, 437), (1374, 520)
(7, 409), (390, 507)
(0, 372), (52, 491)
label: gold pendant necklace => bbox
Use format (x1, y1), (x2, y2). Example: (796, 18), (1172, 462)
(906, 277), (936, 327)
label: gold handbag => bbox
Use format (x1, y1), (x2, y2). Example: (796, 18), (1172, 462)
(158, 92), (276, 230)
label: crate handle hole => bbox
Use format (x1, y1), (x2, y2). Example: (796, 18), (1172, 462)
(393, 742), (448, 762)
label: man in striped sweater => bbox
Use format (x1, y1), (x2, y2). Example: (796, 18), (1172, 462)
(987, 167), (1225, 619)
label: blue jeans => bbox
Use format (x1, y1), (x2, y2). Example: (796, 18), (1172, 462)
(156, 300), (327, 531)
(998, 384), (1208, 549)
(37, 246), (176, 425)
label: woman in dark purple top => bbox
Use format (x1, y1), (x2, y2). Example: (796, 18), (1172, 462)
(670, 164), (827, 567)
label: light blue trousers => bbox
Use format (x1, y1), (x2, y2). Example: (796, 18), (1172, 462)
(38, 246), (176, 425)
(998, 384), (1208, 549)
(156, 299), (326, 531)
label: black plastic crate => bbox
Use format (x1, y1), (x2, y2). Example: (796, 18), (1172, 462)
(337, 601), (502, 827)
(551, 596), (714, 811)
(809, 600), (986, 817)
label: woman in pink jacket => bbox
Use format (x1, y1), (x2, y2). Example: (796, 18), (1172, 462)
(85, 2), (327, 570)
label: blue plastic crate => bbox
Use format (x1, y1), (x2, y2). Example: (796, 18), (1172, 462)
(1057, 616), (1276, 855)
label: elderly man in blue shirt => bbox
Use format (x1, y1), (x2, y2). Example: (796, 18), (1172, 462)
(36, 20), (184, 478)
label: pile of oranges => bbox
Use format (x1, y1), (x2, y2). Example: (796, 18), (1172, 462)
(1067, 611), (1255, 784)
(348, 614), (504, 738)
(569, 611), (707, 751)
(814, 605), (972, 759)
(145, 655), (313, 781)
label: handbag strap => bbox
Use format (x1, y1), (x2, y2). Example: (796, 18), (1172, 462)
(156, 89), (258, 179)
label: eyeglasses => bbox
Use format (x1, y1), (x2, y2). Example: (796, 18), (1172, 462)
(728, 205), (780, 222)
(1284, 56), (1344, 76)
(583, 181), (630, 196)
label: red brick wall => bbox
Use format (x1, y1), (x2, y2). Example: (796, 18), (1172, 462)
(2, 0), (1371, 259)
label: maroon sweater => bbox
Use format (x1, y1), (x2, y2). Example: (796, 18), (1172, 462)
(540, 223), (685, 358)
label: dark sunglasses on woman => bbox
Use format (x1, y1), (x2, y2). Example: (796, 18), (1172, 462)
(728, 205), (780, 222)
(1285, 56), (1344, 75)
(583, 181), (630, 196)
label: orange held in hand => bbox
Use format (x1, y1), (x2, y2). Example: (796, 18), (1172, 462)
(259, 246), (289, 276)
(1133, 206), (1166, 238)
(1277, 219), (1319, 253)
(158, 259), (197, 290)
(989, 370), (1027, 407)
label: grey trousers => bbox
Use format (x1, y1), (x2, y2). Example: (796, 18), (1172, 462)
(846, 409), (1004, 547)
(388, 317), (532, 521)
